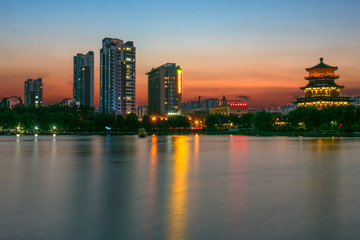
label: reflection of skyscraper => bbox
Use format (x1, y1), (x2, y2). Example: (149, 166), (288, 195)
(73, 51), (94, 107)
(24, 78), (43, 107)
(100, 38), (136, 115)
(168, 136), (188, 239)
(147, 63), (182, 115)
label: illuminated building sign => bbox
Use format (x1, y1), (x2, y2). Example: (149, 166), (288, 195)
(177, 69), (182, 94)
(230, 103), (247, 107)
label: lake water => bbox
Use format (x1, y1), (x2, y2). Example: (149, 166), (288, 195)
(0, 135), (360, 239)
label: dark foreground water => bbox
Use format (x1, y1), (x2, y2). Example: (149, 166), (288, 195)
(1, 135), (360, 239)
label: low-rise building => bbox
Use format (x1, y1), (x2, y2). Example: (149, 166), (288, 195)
(0, 96), (23, 108)
(182, 98), (219, 110)
(60, 98), (80, 107)
(210, 96), (248, 116)
(136, 105), (148, 118)
(350, 96), (360, 107)
(183, 109), (210, 128)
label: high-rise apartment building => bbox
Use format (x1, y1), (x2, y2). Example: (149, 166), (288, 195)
(147, 63), (182, 115)
(100, 38), (136, 115)
(24, 78), (43, 107)
(73, 51), (94, 107)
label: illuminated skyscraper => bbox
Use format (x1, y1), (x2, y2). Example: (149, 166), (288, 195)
(24, 78), (43, 107)
(100, 38), (136, 115)
(147, 63), (182, 115)
(73, 51), (94, 107)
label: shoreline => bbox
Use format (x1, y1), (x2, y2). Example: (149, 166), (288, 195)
(2, 130), (360, 137)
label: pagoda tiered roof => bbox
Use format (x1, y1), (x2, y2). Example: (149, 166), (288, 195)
(300, 81), (344, 90)
(305, 75), (339, 80)
(306, 58), (338, 71)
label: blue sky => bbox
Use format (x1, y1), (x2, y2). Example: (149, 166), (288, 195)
(1, 0), (360, 107)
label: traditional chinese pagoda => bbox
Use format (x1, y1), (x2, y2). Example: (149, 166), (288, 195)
(294, 58), (352, 109)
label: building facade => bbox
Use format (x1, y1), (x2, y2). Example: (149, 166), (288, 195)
(183, 109), (209, 129)
(294, 58), (352, 109)
(210, 96), (248, 116)
(350, 96), (360, 107)
(24, 78), (43, 107)
(60, 98), (80, 107)
(147, 63), (182, 116)
(182, 98), (219, 110)
(204, 98), (220, 110)
(100, 38), (136, 115)
(73, 51), (94, 107)
(0, 96), (22, 108)
(136, 105), (148, 118)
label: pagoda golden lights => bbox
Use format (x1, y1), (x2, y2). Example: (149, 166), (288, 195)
(294, 58), (352, 109)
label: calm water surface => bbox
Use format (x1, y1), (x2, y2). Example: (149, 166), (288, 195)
(1, 135), (360, 239)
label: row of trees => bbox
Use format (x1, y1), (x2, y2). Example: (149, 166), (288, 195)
(206, 106), (360, 132)
(0, 105), (192, 133)
(2, 105), (360, 133)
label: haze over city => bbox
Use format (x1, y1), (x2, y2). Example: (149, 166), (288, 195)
(1, 0), (360, 108)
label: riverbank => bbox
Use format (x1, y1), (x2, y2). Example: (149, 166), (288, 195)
(2, 129), (360, 137)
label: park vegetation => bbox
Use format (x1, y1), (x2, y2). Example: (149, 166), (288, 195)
(205, 105), (360, 133)
(0, 105), (190, 134)
(1, 105), (360, 134)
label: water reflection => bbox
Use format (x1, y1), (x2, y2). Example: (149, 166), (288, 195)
(167, 136), (189, 239)
(229, 136), (248, 226)
(2, 135), (360, 239)
(308, 138), (342, 239)
(145, 135), (158, 237)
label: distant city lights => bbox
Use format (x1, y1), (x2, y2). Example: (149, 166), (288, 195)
(230, 103), (247, 107)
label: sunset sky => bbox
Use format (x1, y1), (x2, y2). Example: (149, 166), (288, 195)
(1, 0), (360, 109)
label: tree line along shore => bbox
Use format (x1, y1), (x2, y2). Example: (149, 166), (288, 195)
(1, 105), (360, 136)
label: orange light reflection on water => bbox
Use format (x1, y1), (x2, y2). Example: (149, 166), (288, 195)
(167, 136), (189, 240)
(145, 135), (158, 236)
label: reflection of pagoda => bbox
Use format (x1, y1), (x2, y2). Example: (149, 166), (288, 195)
(294, 58), (352, 109)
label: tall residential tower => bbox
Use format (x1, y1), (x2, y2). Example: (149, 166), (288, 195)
(24, 78), (43, 107)
(147, 63), (182, 115)
(73, 51), (94, 107)
(100, 38), (136, 115)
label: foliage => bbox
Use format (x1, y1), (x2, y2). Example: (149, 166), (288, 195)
(125, 113), (139, 131)
(0, 110), (20, 129)
(252, 111), (275, 131)
(141, 115), (153, 131)
(238, 113), (254, 128)
(168, 115), (190, 129)
(205, 114), (220, 131)
(1, 104), (360, 133)
(286, 105), (360, 131)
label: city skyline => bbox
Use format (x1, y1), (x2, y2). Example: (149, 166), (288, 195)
(1, 0), (360, 109)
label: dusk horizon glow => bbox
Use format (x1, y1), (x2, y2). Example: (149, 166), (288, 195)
(1, 0), (360, 109)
